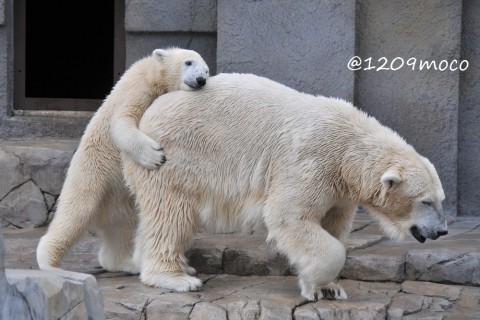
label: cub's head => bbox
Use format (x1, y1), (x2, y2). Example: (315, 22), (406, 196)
(153, 48), (209, 91)
(364, 156), (448, 243)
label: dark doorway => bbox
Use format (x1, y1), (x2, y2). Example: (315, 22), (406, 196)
(14, 0), (125, 111)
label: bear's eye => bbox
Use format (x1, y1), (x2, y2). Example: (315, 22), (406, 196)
(185, 61), (192, 66)
(422, 201), (433, 206)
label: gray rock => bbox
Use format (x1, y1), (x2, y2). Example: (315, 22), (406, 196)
(387, 293), (424, 319)
(44, 193), (56, 211)
(223, 246), (291, 276)
(311, 296), (389, 320)
(341, 253), (405, 282)
(187, 245), (224, 275)
(5, 269), (105, 320)
(146, 294), (200, 319)
(0, 149), (27, 200)
(217, 0), (355, 101)
(1, 142), (75, 195)
(355, 0), (462, 216)
(0, 180), (47, 228)
(125, 0), (217, 32)
(190, 302), (227, 320)
(259, 300), (292, 320)
(293, 304), (320, 320)
(406, 249), (480, 285)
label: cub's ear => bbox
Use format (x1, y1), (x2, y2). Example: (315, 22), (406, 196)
(153, 49), (167, 62)
(381, 169), (402, 189)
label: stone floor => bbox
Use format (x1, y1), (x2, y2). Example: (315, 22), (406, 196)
(3, 214), (480, 319)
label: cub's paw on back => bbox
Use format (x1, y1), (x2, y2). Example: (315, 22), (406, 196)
(127, 133), (166, 169)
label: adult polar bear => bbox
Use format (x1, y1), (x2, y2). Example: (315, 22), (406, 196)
(124, 73), (448, 301)
(37, 48), (209, 273)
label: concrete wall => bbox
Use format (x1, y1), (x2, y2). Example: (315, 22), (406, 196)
(355, 0), (462, 216)
(0, 0), (478, 216)
(217, 0), (355, 101)
(125, 0), (217, 73)
(458, 0), (480, 216)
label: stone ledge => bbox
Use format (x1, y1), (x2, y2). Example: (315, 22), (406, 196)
(5, 269), (104, 320)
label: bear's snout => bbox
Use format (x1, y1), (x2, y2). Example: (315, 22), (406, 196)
(410, 225), (448, 243)
(196, 77), (207, 87)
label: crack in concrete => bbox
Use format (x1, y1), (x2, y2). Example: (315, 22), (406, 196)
(138, 298), (153, 320)
(291, 297), (316, 318)
(56, 299), (84, 320)
(0, 179), (31, 202)
(210, 280), (270, 303)
(202, 274), (219, 285)
(0, 216), (22, 229)
(435, 253), (470, 267)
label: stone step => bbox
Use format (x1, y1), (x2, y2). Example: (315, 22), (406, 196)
(97, 273), (480, 319)
(3, 215), (480, 288)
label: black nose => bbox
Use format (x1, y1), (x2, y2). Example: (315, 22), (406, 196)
(196, 77), (206, 87)
(437, 230), (448, 237)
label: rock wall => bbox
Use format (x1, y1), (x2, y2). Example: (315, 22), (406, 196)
(0, 140), (77, 228)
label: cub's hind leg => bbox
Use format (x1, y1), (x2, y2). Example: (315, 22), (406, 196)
(36, 162), (109, 270)
(95, 187), (138, 273)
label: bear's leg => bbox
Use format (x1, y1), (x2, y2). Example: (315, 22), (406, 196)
(136, 191), (202, 291)
(36, 176), (107, 270)
(96, 192), (138, 273)
(321, 204), (357, 243)
(264, 205), (347, 302)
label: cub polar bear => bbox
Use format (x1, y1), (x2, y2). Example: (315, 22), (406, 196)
(36, 48), (209, 272)
(123, 73), (448, 301)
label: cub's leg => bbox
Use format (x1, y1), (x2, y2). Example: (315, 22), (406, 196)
(36, 163), (109, 270)
(264, 200), (347, 302)
(95, 189), (138, 273)
(321, 204), (358, 243)
(135, 189), (202, 292)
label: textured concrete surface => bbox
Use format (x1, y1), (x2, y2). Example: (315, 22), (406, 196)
(217, 0), (355, 101)
(355, 0), (462, 217)
(458, 0), (480, 216)
(0, 0), (4, 25)
(125, 32), (217, 75)
(2, 214), (480, 319)
(125, 0), (217, 32)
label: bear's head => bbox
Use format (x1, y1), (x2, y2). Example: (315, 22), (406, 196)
(153, 48), (209, 91)
(363, 156), (448, 243)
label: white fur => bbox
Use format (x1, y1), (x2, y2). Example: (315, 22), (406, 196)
(123, 73), (447, 300)
(36, 48), (209, 272)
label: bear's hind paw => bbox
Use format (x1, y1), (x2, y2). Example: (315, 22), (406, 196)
(141, 273), (203, 292)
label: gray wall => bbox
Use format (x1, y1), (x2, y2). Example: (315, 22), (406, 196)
(355, 0), (462, 216)
(458, 0), (480, 216)
(0, 0), (479, 216)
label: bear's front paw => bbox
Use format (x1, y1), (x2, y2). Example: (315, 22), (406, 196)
(130, 136), (166, 169)
(300, 279), (347, 302)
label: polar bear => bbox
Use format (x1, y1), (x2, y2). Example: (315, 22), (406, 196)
(123, 73), (448, 301)
(36, 48), (209, 272)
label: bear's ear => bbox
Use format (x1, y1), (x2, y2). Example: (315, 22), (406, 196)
(381, 169), (402, 189)
(153, 49), (167, 62)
